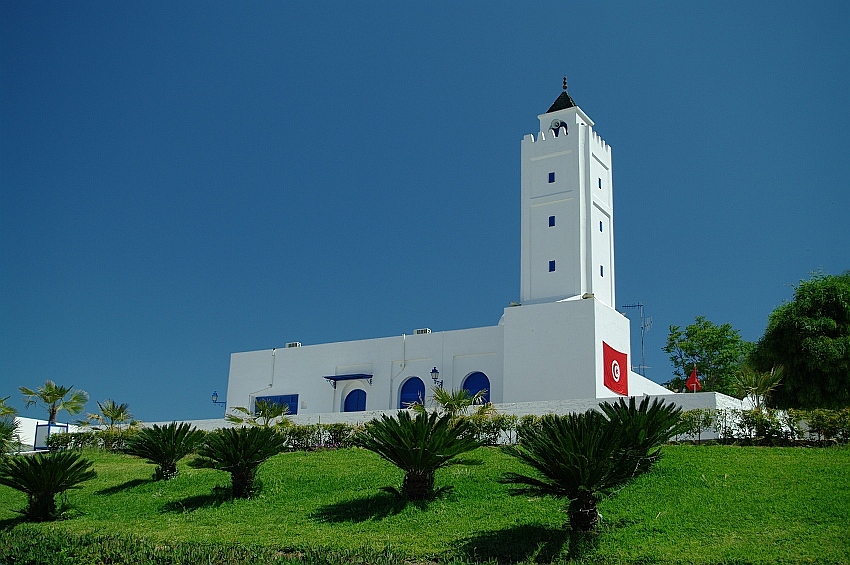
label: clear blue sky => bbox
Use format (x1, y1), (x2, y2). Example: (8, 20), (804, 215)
(2, 2), (848, 422)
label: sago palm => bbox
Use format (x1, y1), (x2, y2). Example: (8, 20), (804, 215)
(19, 380), (89, 424)
(0, 451), (96, 521)
(355, 410), (481, 500)
(122, 422), (204, 480)
(193, 426), (285, 498)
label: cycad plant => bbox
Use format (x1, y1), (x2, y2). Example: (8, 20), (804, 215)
(502, 398), (683, 531)
(122, 422), (204, 480)
(0, 451), (96, 521)
(355, 410), (481, 500)
(193, 426), (285, 498)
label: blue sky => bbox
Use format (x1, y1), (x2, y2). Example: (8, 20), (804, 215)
(2, 2), (848, 422)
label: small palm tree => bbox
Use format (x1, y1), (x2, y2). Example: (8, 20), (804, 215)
(502, 398), (683, 531)
(225, 399), (290, 428)
(84, 399), (136, 431)
(193, 426), (285, 498)
(734, 365), (784, 410)
(1, 417), (20, 456)
(122, 422), (205, 480)
(425, 386), (488, 421)
(19, 380), (89, 424)
(0, 451), (96, 521)
(0, 396), (18, 418)
(355, 410), (481, 500)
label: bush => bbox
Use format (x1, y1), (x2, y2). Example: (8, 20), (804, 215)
(123, 422), (205, 480)
(283, 424), (321, 451)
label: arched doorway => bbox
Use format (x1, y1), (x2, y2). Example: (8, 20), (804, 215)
(462, 372), (490, 403)
(399, 377), (425, 409)
(343, 389), (367, 412)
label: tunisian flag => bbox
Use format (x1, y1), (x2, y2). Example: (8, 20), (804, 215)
(686, 365), (702, 392)
(603, 341), (629, 396)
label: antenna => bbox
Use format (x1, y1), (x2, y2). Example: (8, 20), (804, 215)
(621, 302), (651, 376)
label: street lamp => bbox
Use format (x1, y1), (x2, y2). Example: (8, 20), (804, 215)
(430, 367), (443, 388)
(211, 390), (226, 407)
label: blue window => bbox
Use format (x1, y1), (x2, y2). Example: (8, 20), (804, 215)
(548, 215), (556, 227)
(344, 389), (367, 412)
(399, 377), (425, 409)
(599, 221), (603, 232)
(598, 177), (602, 188)
(255, 394), (299, 416)
(549, 260), (556, 272)
(600, 265), (604, 277)
(463, 372), (491, 403)
(548, 172), (555, 183)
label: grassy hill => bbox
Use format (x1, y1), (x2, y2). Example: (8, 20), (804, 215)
(1, 444), (849, 564)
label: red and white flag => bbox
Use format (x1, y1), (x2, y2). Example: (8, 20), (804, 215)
(686, 365), (702, 392)
(603, 342), (629, 396)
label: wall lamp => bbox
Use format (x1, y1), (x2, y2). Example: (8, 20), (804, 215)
(430, 367), (443, 388)
(211, 390), (226, 407)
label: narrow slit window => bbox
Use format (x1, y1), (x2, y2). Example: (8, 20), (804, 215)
(599, 221), (603, 232)
(598, 177), (602, 189)
(549, 260), (556, 272)
(548, 172), (555, 183)
(549, 215), (556, 227)
(600, 265), (604, 277)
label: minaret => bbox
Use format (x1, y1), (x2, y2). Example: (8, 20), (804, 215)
(519, 78), (615, 307)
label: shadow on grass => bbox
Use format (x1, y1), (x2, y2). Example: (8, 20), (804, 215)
(311, 491), (411, 523)
(95, 478), (149, 495)
(456, 524), (600, 563)
(0, 516), (23, 531)
(160, 487), (231, 513)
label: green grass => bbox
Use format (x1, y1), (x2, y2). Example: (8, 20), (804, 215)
(1, 445), (849, 564)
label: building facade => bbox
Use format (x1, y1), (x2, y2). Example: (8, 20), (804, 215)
(224, 84), (669, 417)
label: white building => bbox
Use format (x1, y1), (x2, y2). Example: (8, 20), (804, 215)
(224, 82), (670, 417)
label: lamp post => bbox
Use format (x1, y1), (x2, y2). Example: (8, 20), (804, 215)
(430, 367), (443, 388)
(211, 390), (226, 407)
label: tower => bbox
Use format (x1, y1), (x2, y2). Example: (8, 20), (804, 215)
(520, 79), (615, 307)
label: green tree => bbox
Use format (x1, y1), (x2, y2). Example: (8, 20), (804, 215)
(0, 451), (96, 521)
(193, 426), (285, 498)
(663, 316), (751, 396)
(1, 417), (20, 456)
(122, 422), (205, 480)
(733, 365), (784, 410)
(225, 399), (290, 428)
(502, 398), (682, 531)
(0, 396), (18, 418)
(19, 381), (89, 424)
(83, 399), (137, 431)
(355, 410), (481, 500)
(750, 272), (850, 408)
(412, 386), (489, 422)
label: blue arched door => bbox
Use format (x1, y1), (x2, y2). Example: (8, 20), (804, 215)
(463, 372), (490, 403)
(344, 389), (367, 412)
(399, 377), (425, 408)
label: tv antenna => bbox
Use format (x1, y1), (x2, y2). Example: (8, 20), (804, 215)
(621, 302), (652, 376)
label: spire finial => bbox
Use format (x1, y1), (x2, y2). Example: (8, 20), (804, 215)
(562, 75), (568, 91)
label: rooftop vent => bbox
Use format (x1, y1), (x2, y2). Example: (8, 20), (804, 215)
(414, 328), (432, 335)
(285, 342), (302, 348)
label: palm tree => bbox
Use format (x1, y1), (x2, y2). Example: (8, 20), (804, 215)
(85, 399), (135, 431)
(0, 396), (18, 418)
(502, 398), (683, 531)
(122, 422), (205, 480)
(193, 426), (285, 498)
(1, 417), (20, 456)
(355, 410), (481, 500)
(225, 399), (290, 428)
(0, 451), (96, 521)
(19, 380), (89, 424)
(734, 365), (784, 410)
(425, 386), (488, 421)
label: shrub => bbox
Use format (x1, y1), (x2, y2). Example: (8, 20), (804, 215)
(0, 451), (96, 521)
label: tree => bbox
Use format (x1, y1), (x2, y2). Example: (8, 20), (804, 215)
(19, 381), (89, 424)
(733, 365), (784, 410)
(122, 422), (205, 480)
(355, 410), (481, 500)
(83, 399), (136, 431)
(0, 451), (96, 521)
(412, 386), (490, 422)
(193, 426), (285, 498)
(225, 399), (290, 428)
(0, 396), (18, 418)
(663, 316), (751, 396)
(501, 398), (683, 531)
(750, 272), (850, 409)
